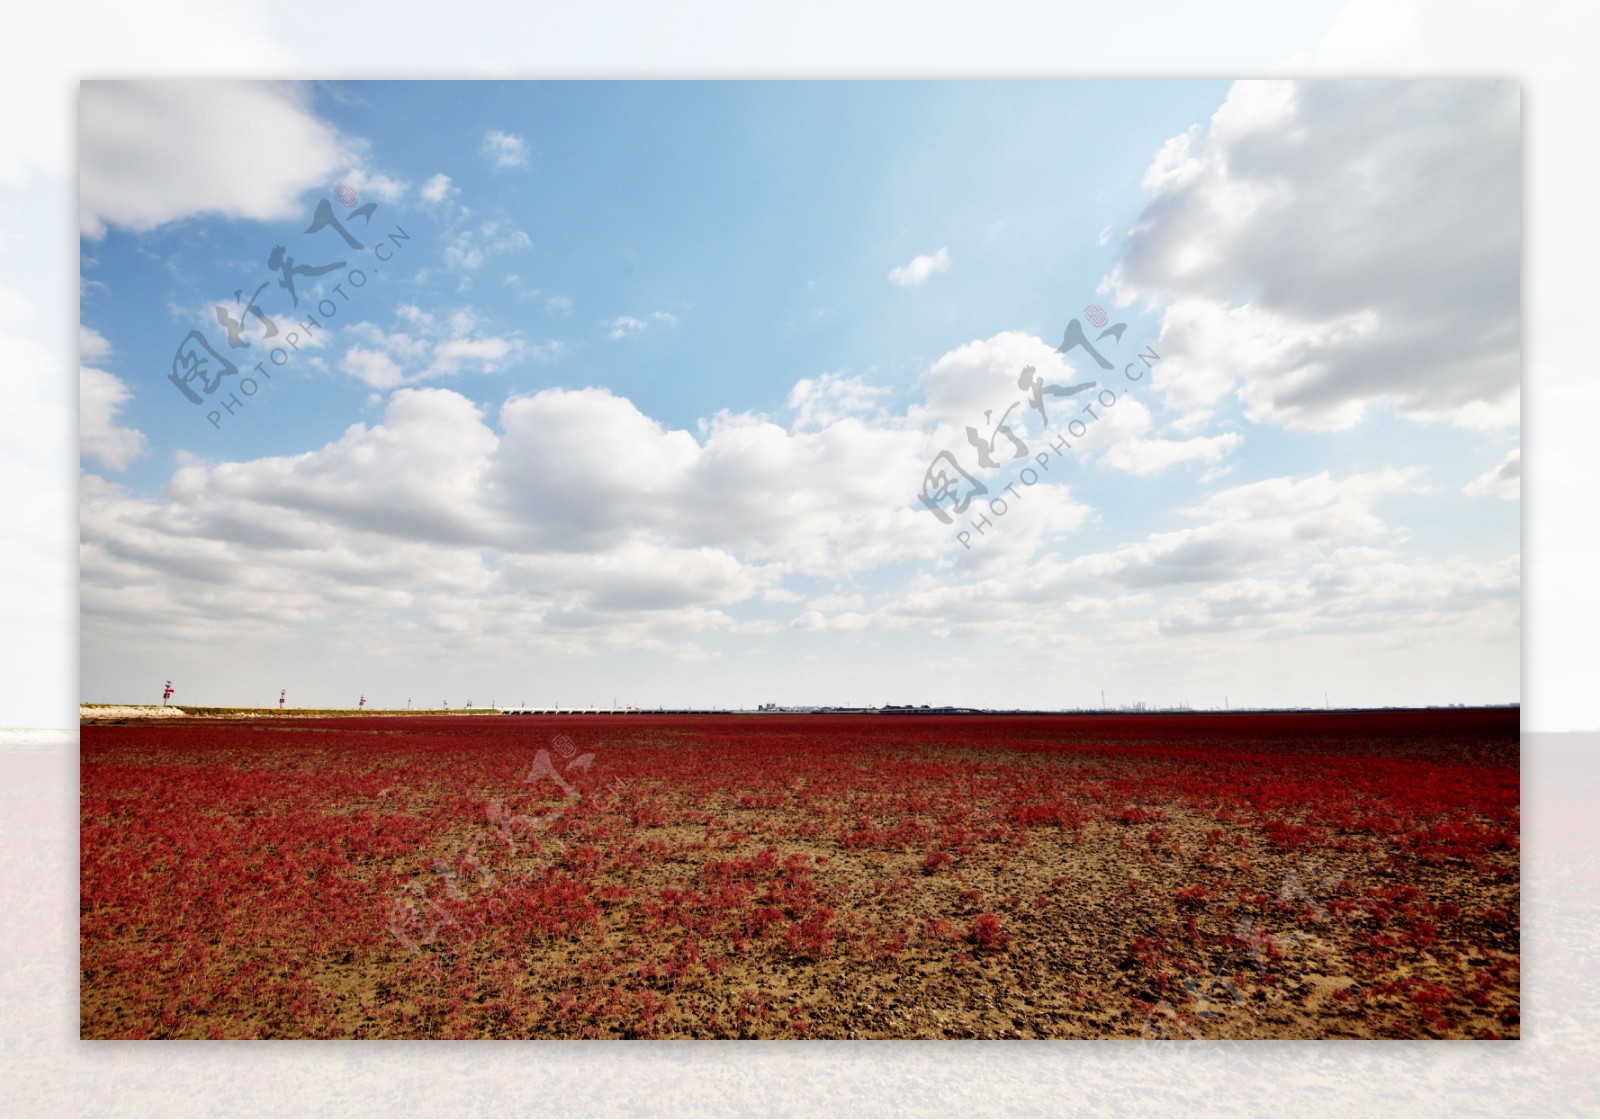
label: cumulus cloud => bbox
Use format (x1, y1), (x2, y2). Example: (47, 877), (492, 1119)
(1157, 549), (1519, 638)
(906, 331), (1234, 481)
(78, 379), (947, 659)
(872, 465), (1485, 657)
(80, 320), (1517, 707)
(1465, 448), (1520, 500)
(79, 327), (148, 471)
(787, 372), (888, 431)
(482, 131), (530, 169)
(959, 468), (1419, 606)
(914, 330), (1087, 431)
(339, 347), (406, 390)
(420, 173), (456, 204)
(79, 368), (1422, 649)
(1111, 80), (1519, 431)
(80, 81), (348, 238)
(73, 77), (1520, 713)
(1114, 469), (1420, 588)
(888, 247), (950, 287)
(337, 166), (408, 203)
(1099, 428), (1242, 477)
(337, 303), (555, 390)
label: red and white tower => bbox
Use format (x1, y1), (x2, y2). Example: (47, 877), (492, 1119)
(162, 681), (174, 705)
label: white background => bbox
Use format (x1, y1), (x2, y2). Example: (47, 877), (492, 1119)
(1, 1), (1593, 1115)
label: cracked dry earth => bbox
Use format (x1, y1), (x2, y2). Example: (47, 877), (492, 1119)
(80, 709), (1519, 1039)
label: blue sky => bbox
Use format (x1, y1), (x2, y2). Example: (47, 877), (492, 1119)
(78, 79), (1520, 710)
(90, 81), (1232, 476)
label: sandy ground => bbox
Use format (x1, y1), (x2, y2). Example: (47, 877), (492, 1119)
(79, 705), (186, 720)
(80, 706), (475, 722)
(79, 713), (1519, 1039)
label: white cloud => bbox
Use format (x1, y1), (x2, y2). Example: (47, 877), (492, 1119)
(1136, 297), (1378, 432)
(1100, 429), (1243, 477)
(602, 311), (678, 340)
(397, 304), (434, 329)
(2, 4), (294, 189)
(79, 380), (925, 659)
(604, 316), (647, 339)
(340, 346), (406, 390)
(888, 247), (950, 287)
(913, 330), (1091, 431)
(482, 130), (530, 169)
(787, 372), (888, 431)
(79, 327), (148, 472)
(78, 307), (1517, 713)
(1157, 549), (1519, 639)
(547, 294), (573, 315)
(427, 337), (516, 378)
(1134, 469), (1403, 582)
(1465, 448), (1520, 500)
(874, 466), (1455, 656)
(337, 166), (407, 203)
(80, 81), (347, 238)
(1112, 80), (1519, 431)
(443, 220), (533, 272)
(78, 322), (111, 363)
(420, 173), (456, 204)
(79, 360), (972, 655)
(338, 304), (555, 389)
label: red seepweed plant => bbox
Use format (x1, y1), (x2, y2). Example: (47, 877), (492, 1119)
(80, 708), (1519, 1039)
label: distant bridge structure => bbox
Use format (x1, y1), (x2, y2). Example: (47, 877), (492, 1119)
(499, 706), (642, 715)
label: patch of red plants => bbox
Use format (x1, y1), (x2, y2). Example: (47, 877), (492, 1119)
(80, 708), (1519, 1039)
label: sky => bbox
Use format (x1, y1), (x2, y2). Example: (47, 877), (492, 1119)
(76, 78), (1521, 712)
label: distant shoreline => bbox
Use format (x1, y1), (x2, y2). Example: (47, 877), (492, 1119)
(81, 702), (1520, 723)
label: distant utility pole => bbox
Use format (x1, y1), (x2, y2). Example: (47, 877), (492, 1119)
(279, 689), (285, 710)
(1325, 691), (1330, 710)
(1101, 689), (1106, 710)
(358, 694), (365, 710)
